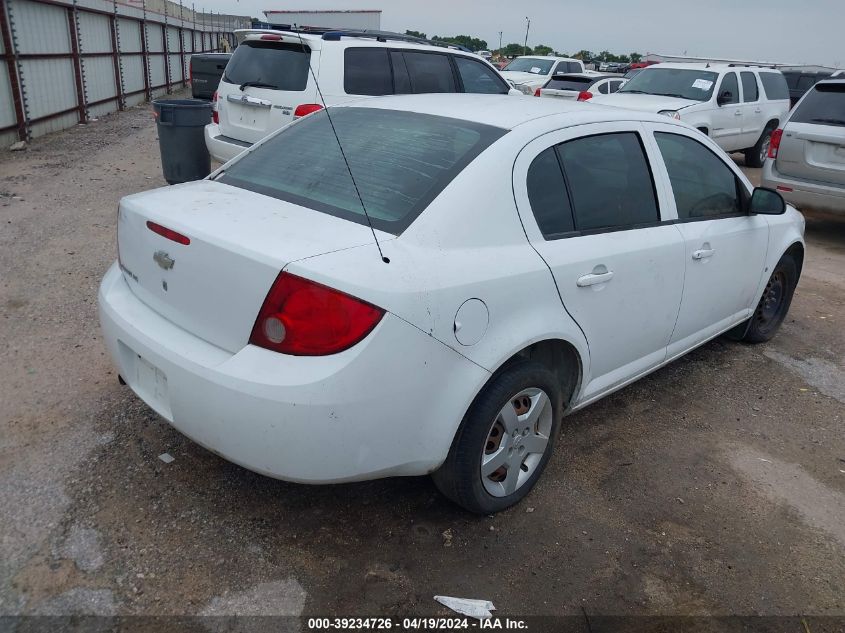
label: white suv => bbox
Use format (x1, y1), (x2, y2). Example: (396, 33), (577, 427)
(500, 56), (587, 95)
(205, 29), (516, 163)
(590, 63), (791, 167)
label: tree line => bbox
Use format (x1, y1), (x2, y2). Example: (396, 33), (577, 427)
(405, 30), (642, 63)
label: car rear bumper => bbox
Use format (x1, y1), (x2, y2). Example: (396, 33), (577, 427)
(204, 123), (251, 163)
(98, 263), (488, 483)
(762, 160), (845, 214)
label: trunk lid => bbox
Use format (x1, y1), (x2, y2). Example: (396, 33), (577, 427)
(217, 35), (321, 144)
(117, 180), (379, 353)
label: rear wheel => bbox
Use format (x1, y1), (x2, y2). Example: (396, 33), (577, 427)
(742, 255), (799, 343)
(432, 361), (562, 514)
(744, 124), (775, 168)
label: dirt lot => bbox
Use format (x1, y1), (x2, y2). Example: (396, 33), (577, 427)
(1, 98), (843, 623)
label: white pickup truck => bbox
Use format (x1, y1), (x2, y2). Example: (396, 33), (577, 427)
(500, 56), (587, 95)
(590, 63), (791, 167)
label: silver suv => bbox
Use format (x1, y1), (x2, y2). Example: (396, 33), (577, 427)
(763, 79), (845, 215)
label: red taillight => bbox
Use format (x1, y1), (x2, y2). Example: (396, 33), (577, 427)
(293, 103), (323, 118)
(577, 90), (593, 101)
(768, 128), (783, 159)
(777, 185), (793, 192)
(212, 91), (219, 124)
(534, 87), (541, 97)
(260, 33), (282, 40)
(250, 272), (384, 356)
(146, 221), (190, 245)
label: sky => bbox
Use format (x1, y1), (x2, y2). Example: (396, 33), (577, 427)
(200, 0), (844, 67)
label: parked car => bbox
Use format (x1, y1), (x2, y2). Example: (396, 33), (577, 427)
(780, 69), (835, 107)
(500, 56), (586, 94)
(189, 53), (231, 100)
(205, 29), (516, 163)
(476, 50), (492, 60)
(763, 79), (845, 214)
(100, 94), (804, 513)
(537, 73), (626, 100)
(590, 63), (791, 167)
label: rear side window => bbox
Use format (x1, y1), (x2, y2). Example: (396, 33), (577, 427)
(790, 83), (845, 127)
(797, 75), (818, 91)
(344, 48), (392, 95)
(741, 72), (758, 102)
(759, 72), (790, 100)
(527, 148), (574, 236)
(719, 73), (739, 104)
(454, 57), (508, 94)
(556, 133), (659, 231)
(545, 76), (592, 91)
(654, 132), (743, 219)
(403, 52), (457, 93)
(222, 41), (310, 91)
(218, 108), (506, 234)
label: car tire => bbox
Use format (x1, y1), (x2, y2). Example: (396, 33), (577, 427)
(742, 254), (799, 343)
(744, 124), (776, 168)
(432, 361), (562, 514)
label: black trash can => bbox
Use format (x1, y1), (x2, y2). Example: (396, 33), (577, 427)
(153, 99), (213, 185)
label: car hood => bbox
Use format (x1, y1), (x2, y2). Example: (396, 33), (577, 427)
(589, 92), (700, 112)
(500, 71), (548, 86)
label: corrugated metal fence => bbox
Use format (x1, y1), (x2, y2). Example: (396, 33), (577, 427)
(0, 0), (250, 145)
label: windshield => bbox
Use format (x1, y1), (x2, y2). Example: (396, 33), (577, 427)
(502, 58), (555, 75)
(619, 68), (718, 101)
(222, 41), (311, 91)
(218, 108), (507, 234)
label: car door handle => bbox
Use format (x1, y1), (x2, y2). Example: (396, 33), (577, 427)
(577, 271), (614, 287)
(754, 108), (762, 113)
(692, 248), (715, 260)
(734, 110), (742, 116)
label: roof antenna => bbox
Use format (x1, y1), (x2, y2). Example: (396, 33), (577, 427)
(291, 25), (390, 264)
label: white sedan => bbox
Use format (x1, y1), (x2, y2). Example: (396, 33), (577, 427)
(99, 95), (805, 514)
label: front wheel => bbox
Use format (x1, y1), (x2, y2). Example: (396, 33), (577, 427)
(742, 254), (799, 343)
(432, 361), (562, 514)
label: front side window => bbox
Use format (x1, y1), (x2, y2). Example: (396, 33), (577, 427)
(619, 68), (718, 101)
(741, 72), (759, 102)
(719, 73), (739, 104)
(218, 108), (506, 234)
(402, 52), (457, 93)
(654, 132), (744, 219)
(454, 57), (508, 94)
(344, 48), (392, 96)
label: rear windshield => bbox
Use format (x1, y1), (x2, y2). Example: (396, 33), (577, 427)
(791, 83), (845, 127)
(222, 41), (310, 91)
(218, 108), (506, 234)
(619, 68), (718, 101)
(759, 72), (789, 101)
(503, 58), (555, 75)
(545, 75), (593, 91)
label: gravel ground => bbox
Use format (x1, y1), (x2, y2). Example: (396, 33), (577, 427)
(1, 97), (843, 623)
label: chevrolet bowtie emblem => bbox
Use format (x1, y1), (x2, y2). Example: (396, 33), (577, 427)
(153, 250), (175, 270)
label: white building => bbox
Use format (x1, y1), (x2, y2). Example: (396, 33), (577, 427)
(263, 9), (382, 30)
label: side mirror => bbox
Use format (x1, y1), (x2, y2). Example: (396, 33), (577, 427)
(717, 90), (733, 106)
(749, 187), (786, 215)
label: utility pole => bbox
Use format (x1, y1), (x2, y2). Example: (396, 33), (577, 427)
(498, 31), (502, 52)
(523, 17), (530, 56)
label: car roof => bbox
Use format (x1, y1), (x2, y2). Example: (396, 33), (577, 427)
(339, 93), (671, 130)
(511, 55), (580, 63)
